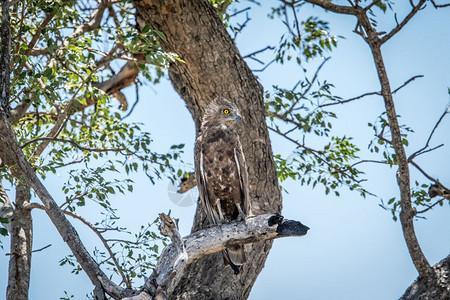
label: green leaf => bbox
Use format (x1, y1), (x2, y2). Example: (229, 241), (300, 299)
(0, 227), (8, 236)
(142, 25), (152, 33)
(0, 217), (10, 224)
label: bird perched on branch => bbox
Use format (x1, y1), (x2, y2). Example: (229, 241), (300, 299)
(194, 97), (251, 274)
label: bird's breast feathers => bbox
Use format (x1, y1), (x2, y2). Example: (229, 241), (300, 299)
(197, 127), (243, 220)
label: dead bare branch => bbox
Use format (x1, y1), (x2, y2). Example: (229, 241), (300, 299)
(122, 213), (309, 300)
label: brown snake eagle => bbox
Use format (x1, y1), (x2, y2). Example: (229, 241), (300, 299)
(194, 97), (251, 274)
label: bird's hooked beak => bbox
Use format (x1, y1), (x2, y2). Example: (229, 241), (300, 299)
(234, 114), (242, 122)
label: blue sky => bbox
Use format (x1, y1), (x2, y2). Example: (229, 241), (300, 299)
(1, 1), (450, 299)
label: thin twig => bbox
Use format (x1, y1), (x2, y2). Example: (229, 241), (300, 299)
(15, 13), (55, 74)
(380, 0), (427, 44)
(416, 199), (445, 214)
(243, 46), (275, 58)
(253, 58), (276, 72)
(364, 0), (381, 11)
(268, 126), (363, 183)
(288, 57), (331, 113)
(410, 144), (444, 162)
(32, 244), (52, 253)
(318, 91), (380, 108)
(410, 160), (446, 189)
(30, 203), (132, 289)
(21, 137), (125, 153)
(8, 0), (21, 7)
(408, 104), (449, 161)
(121, 81), (140, 120)
(350, 159), (388, 168)
(392, 75), (424, 94)
(229, 7), (251, 17)
(430, 0), (450, 8)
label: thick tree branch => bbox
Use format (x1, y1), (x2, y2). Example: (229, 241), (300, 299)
(125, 213), (309, 300)
(302, 0), (358, 15)
(92, 55), (144, 111)
(8, 97), (32, 125)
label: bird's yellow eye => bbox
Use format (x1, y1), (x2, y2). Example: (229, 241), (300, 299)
(223, 109), (230, 115)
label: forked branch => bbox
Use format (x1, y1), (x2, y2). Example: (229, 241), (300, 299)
(380, 0), (427, 44)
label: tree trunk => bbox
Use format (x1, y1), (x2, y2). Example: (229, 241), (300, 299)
(7, 184), (32, 300)
(134, 0), (282, 298)
(401, 254), (450, 300)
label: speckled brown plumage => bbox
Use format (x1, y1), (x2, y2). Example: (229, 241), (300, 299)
(194, 97), (250, 274)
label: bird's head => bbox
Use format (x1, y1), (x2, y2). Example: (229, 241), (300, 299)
(202, 97), (243, 127)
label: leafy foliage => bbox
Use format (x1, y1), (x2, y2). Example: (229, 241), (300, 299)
(2, 0), (449, 296)
(237, 1), (368, 197)
(269, 2), (339, 64)
(3, 0), (185, 287)
(266, 84), (367, 196)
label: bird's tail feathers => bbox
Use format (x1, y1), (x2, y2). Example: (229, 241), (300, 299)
(222, 245), (246, 275)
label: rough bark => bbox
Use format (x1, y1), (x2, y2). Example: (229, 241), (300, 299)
(134, 0), (282, 299)
(0, 181), (13, 232)
(6, 184), (32, 300)
(401, 254), (450, 300)
(0, 0), (11, 115)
